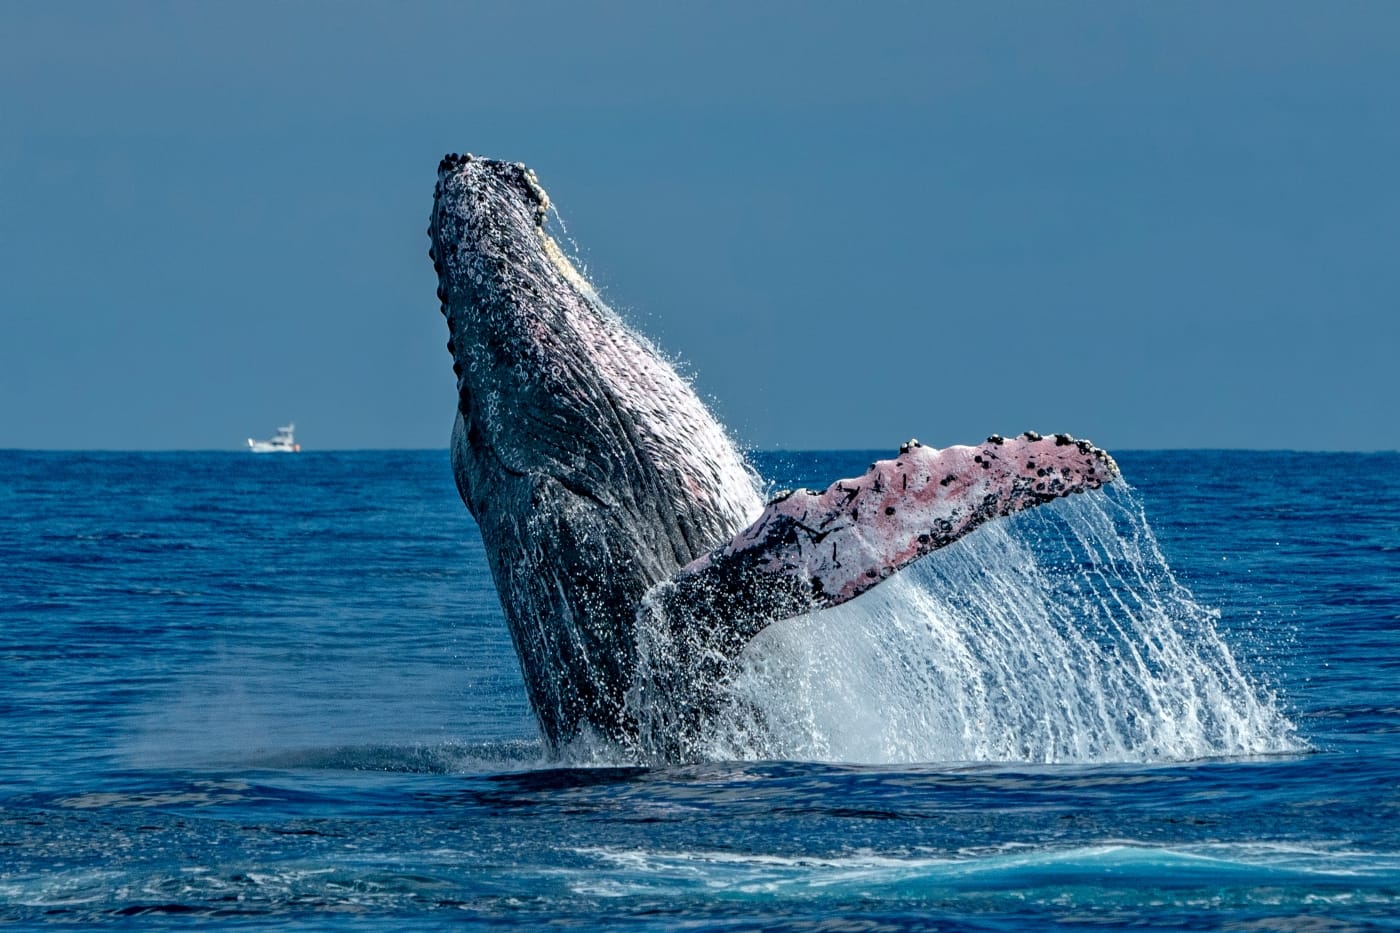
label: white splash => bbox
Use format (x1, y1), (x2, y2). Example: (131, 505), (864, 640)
(706, 486), (1300, 764)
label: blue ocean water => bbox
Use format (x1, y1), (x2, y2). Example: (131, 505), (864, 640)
(2, 448), (1398, 929)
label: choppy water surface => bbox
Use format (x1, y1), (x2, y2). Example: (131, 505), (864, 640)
(3, 449), (1398, 929)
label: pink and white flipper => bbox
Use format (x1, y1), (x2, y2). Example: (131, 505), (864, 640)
(656, 431), (1117, 623)
(632, 432), (1119, 756)
(709, 432), (1114, 605)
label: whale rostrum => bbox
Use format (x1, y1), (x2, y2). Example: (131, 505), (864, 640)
(429, 154), (1119, 761)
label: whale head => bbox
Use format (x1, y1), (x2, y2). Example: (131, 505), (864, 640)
(428, 152), (757, 535)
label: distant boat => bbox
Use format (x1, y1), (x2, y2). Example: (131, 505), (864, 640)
(247, 423), (301, 453)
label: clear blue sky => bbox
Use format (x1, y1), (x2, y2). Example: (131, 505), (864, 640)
(3, 2), (1396, 451)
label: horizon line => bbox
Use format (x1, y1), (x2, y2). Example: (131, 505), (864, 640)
(2, 446), (1396, 456)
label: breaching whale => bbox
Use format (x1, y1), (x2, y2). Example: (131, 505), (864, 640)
(428, 153), (1119, 761)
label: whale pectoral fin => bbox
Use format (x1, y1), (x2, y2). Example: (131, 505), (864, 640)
(641, 432), (1118, 647)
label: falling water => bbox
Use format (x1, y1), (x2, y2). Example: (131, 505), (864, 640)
(706, 485), (1301, 764)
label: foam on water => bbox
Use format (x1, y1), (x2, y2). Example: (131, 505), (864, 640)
(706, 485), (1301, 764)
(7, 841), (1393, 920)
(555, 841), (1400, 916)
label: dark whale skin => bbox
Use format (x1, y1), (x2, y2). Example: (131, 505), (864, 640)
(429, 154), (761, 748)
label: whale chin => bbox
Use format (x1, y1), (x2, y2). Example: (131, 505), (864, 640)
(429, 154), (1120, 760)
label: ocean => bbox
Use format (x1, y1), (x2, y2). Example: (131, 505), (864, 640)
(2, 448), (1398, 929)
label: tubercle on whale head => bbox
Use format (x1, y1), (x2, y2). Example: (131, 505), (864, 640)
(433, 152), (550, 223)
(434, 155), (549, 258)
(429, 155), (551, 297)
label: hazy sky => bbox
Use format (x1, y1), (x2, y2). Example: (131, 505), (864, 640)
(3, 2), (1397, 451)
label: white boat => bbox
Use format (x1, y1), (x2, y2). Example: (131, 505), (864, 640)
(247, 423), (301, 453)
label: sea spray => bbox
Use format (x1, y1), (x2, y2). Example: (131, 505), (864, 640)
(706, 485), (1300, 764)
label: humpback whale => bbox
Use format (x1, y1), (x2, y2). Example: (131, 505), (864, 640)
(428, 153), (1119, 761)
